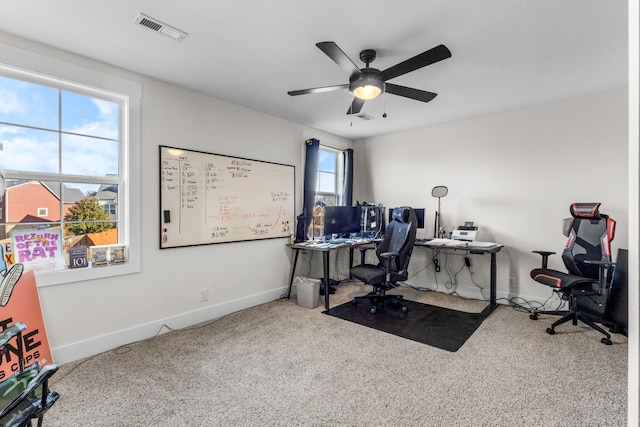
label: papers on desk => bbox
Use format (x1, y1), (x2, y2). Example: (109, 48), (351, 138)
(314, 242), (335, 248)
(292, 241), (349, 249)
(425, 238), (467, 247)
(292, 238), (371, 248)
(293, 241), (323, 247)
(419, 238), (499, 249)
(345, 238), (371, 244)
(465, 241), (499, 249)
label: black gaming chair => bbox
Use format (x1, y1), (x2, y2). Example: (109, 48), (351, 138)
(350, 207), (417, 314)
(529, 202), (616, 345)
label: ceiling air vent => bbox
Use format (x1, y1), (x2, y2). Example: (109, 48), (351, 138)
(134, 13), (188, 42)
(355, 113), (374, 121)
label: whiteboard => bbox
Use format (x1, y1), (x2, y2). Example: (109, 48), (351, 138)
(159, 145), (295, 248)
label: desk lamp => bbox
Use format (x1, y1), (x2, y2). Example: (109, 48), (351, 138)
(431, 186), (448, 238)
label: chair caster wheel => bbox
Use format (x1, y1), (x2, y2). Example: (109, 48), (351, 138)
(546, 328), (556, 335)
(529, 313), (538, 320)
(601, 338), (612, 345)
(370, 307), (377, 314)
(401, 306), (408, 313)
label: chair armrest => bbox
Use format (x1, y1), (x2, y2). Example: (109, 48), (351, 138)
(584, 260), (616, 268)
(380, 251), (399, 260)
(532, 250), (555, 269)
(357, 244), (376, 265)
(380, 252), (400, 277)
(585, 260), (616, 294)
(0, 364), (60, 422)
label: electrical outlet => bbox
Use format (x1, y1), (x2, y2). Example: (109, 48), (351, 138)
(200, 288), (208, 302)
(509, 277), (516, 288)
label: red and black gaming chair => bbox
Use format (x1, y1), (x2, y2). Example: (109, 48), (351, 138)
(529, 202), (616, 345)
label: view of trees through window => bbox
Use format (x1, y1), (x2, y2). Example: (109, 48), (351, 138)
(0, 73), (122, 270)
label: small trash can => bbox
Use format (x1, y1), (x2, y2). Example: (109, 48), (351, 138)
(294, 276), (320, 308)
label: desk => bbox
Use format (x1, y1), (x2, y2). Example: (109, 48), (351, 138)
(414, 239), (504, 318)
(287, 241), (371, 309)
(287, 239), (503, 314)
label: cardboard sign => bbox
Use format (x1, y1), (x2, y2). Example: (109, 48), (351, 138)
(0, 268), (53, 380)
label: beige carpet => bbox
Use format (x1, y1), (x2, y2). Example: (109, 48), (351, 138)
(46, 282), (628, 426)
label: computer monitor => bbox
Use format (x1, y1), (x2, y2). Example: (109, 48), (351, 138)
(388, 207), (425, 228)
(323, 206), (362, 237)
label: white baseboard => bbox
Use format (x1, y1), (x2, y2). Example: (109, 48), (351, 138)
(51, 287), (289, 364)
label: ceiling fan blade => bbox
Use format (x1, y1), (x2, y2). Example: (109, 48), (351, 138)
(346, 97), (365, 115)
(380, 44), (451, 81)
(316, 42), (362, 77)
(288, 84), (349, 96)
(385, 83), (437, 103)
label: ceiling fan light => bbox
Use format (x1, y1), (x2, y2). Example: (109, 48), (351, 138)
(352, 84), (382, 100)
(350, 74), (383, 100)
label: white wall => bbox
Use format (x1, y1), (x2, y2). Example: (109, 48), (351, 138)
(353, 90), (628, 305)
(0, 33), (353, 364)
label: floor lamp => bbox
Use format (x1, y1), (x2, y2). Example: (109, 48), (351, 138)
(432, 186), (448, 238)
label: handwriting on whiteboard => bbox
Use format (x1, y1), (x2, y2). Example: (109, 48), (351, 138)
(160, 146), (295, 247)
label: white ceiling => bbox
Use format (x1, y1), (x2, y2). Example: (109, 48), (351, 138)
(0, 1), (629, 140)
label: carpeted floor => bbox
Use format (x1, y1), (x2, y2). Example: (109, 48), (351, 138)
(45, 281), (628, 426)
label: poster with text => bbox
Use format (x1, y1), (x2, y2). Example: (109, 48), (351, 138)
(0, 269), (53, 380)
(0, 241), (14, 267)
(10, 228), (65, 273)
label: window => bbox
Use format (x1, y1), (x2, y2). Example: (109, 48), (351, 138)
(315, 146), (343, 206)
(0, 44), (141, 286)
(102, 202), (117, 218)
(312, 146), (345, 238)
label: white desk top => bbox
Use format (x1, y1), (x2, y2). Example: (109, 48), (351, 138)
(415, 238), (503, 251)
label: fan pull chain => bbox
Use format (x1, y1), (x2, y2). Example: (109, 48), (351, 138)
(383, 83), (387, 118)
(350, 98), (353, 126)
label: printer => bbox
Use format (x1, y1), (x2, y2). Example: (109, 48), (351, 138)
(451, 222), (478, 241)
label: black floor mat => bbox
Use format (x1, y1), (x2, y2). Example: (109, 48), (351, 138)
(323, 299), (486, 352)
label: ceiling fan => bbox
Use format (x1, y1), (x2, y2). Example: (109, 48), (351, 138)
(288, 41), (452, 115)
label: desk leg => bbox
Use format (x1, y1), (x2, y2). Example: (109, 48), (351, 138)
(287, 249), (300, 299)
(323, 250), (330, 309)
(490, 252), (497, 308)
(349, 247), (354, 279)
(481, 252), (499, 318)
